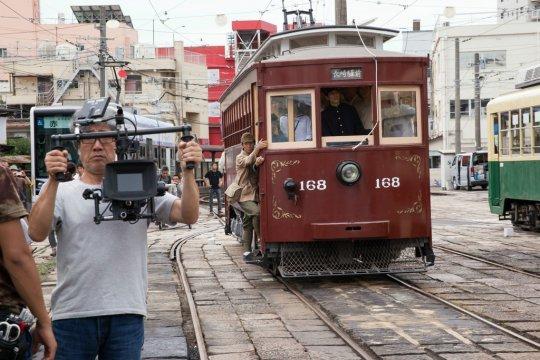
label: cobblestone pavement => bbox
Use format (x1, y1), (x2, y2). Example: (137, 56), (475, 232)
(392, 190), (540, 342)
(430, 190), (539, 274)
(180, 214), (363, 360)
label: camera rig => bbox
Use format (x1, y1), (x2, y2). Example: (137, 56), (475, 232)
(51, 97), (194, 224)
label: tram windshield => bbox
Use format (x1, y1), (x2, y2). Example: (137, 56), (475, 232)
(320, 86), (372, 147)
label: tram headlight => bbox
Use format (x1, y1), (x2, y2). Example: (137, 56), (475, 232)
(336, 161), (361, 185)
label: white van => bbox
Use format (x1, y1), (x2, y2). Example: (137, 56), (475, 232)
(450, 151), (489, 190)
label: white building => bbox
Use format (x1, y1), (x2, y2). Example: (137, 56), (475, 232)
(498, 0), (540, 22)
(430, 5), (540, 188)
(401, 20), (433, 57)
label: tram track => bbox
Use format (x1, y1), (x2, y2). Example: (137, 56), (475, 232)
(387, 274), (540, 350)
(169, 226), (223, 360)
(170, 215), (539, 358)
(433, 244), (540, 278)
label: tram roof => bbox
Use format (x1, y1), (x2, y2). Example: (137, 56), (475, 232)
(486, 85), (540, 114)
(261, 46), (418, 63)
(237, 25), (400, 75)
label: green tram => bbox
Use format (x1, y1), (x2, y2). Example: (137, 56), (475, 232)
(486, 75), (540, 230)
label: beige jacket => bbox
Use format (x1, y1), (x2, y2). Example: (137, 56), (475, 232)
(235, 150), (259, 203)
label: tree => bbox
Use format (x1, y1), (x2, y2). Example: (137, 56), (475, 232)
(6, 137), (30, 155)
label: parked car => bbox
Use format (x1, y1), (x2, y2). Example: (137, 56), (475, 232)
(450, 151), (489, 190)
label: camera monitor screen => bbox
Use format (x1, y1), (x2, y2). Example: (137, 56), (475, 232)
(117, 173), (144, 192)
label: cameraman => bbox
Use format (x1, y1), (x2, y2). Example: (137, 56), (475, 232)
(0, 165), (56, 359)
(28, 115), (202, 359)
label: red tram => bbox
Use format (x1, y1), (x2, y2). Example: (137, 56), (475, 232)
(220, 25), (434, 277)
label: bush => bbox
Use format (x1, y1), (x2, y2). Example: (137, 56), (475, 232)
(7, 137), (30, 155)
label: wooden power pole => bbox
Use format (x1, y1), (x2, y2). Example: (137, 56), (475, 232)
(454, 38), (461, 155)
(335, 0), (347, 25)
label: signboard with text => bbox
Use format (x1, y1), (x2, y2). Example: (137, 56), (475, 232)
(331, 68), (363, 81)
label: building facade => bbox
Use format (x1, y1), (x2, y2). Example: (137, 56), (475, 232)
(430, 19), (540, 188)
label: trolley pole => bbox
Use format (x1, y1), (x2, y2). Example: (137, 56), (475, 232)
(335, 0), (347, 25)
(454, 38), (461, 154)
(474, 52), (481, 150)
(99, 7), (107, 97)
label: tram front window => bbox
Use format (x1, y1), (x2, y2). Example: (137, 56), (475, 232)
(267, 91), (315, 149)
(380, 90), (417, 138)
(320, 86), (372, 147)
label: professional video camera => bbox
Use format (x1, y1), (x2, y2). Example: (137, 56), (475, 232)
(51, 97), (194, 224)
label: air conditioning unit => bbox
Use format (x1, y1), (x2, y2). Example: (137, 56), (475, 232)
(516, 64), (540, 89)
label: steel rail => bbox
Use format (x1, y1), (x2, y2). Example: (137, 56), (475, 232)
(433, 245), (540, 279)
(209, 213), (377, 359)
(169, 226), (222, 360)
(278, 278), (378, 360)
(387, 274), (540, 350)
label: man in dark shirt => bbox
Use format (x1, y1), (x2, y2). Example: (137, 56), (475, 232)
(204, 162), (223, 215)
(0, 164), (56, 359)
(322, 89), (369, 136)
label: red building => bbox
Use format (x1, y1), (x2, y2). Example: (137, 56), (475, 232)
(187, 20), (277, 160)
(185, 45), (235, 159)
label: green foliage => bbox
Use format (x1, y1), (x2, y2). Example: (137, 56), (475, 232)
(6, 137), (30, 155)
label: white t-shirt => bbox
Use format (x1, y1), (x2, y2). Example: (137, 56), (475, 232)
(41, 179), (177, 320)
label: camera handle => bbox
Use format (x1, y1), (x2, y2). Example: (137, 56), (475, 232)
(180, 125), (195, 170)
(52, 138), (71, 182)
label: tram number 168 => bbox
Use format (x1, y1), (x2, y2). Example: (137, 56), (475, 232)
(375, 177), (400, 189)
(299, 180), (327, 191)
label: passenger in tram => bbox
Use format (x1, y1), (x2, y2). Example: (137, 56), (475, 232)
(271, 99), (288, 142)
(322, 89), (369, 136)
(380, 91), (417, 137)
(279, 100), (313, 141)
(27, 111), (202, 359)
(344, 87), (372, 131)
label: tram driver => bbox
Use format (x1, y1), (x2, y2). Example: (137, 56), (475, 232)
(322, 88), (369, 136)
(27, 110), (203, 359)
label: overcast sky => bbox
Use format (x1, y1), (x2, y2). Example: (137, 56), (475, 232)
(40, 0), (498, 50)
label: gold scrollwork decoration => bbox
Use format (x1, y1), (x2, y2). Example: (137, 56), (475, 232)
(397, 191), (423, 215)
(272, 197), (302, 220)
(271, 160), (300, 184)
(395, 153), (422, 179)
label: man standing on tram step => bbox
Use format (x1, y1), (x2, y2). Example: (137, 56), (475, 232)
(231, 133), (267, 260)
(0, 164), (56, 359)
(322, 88), (369, 136)
(27, 109), (202, 359)
(204, 162), (224, 215)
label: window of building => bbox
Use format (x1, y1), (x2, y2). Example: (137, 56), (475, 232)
(208, 69), (220, 85)
(429, 155), (441, 169)
(0, 48), (7, 58)
(379, 87), (422, 145)
(289, 35), (328, 50)
(461, 51), (506, 69)
(449, 99), (470, 118)
(336, 35), (374, 47)
(267, 89), (315, 149)
(161, 72), (175, 90)
(125, 75), (142, 94)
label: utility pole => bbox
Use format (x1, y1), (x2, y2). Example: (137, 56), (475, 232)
(454, 38), (461, 154)
(99, 6), (107, 97)
(474, 52), (481, 150)
(335, 0), (347, 25)
(152, 19), (155, 46)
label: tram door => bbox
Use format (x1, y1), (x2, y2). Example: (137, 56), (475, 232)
(489, 113), (501, 206)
